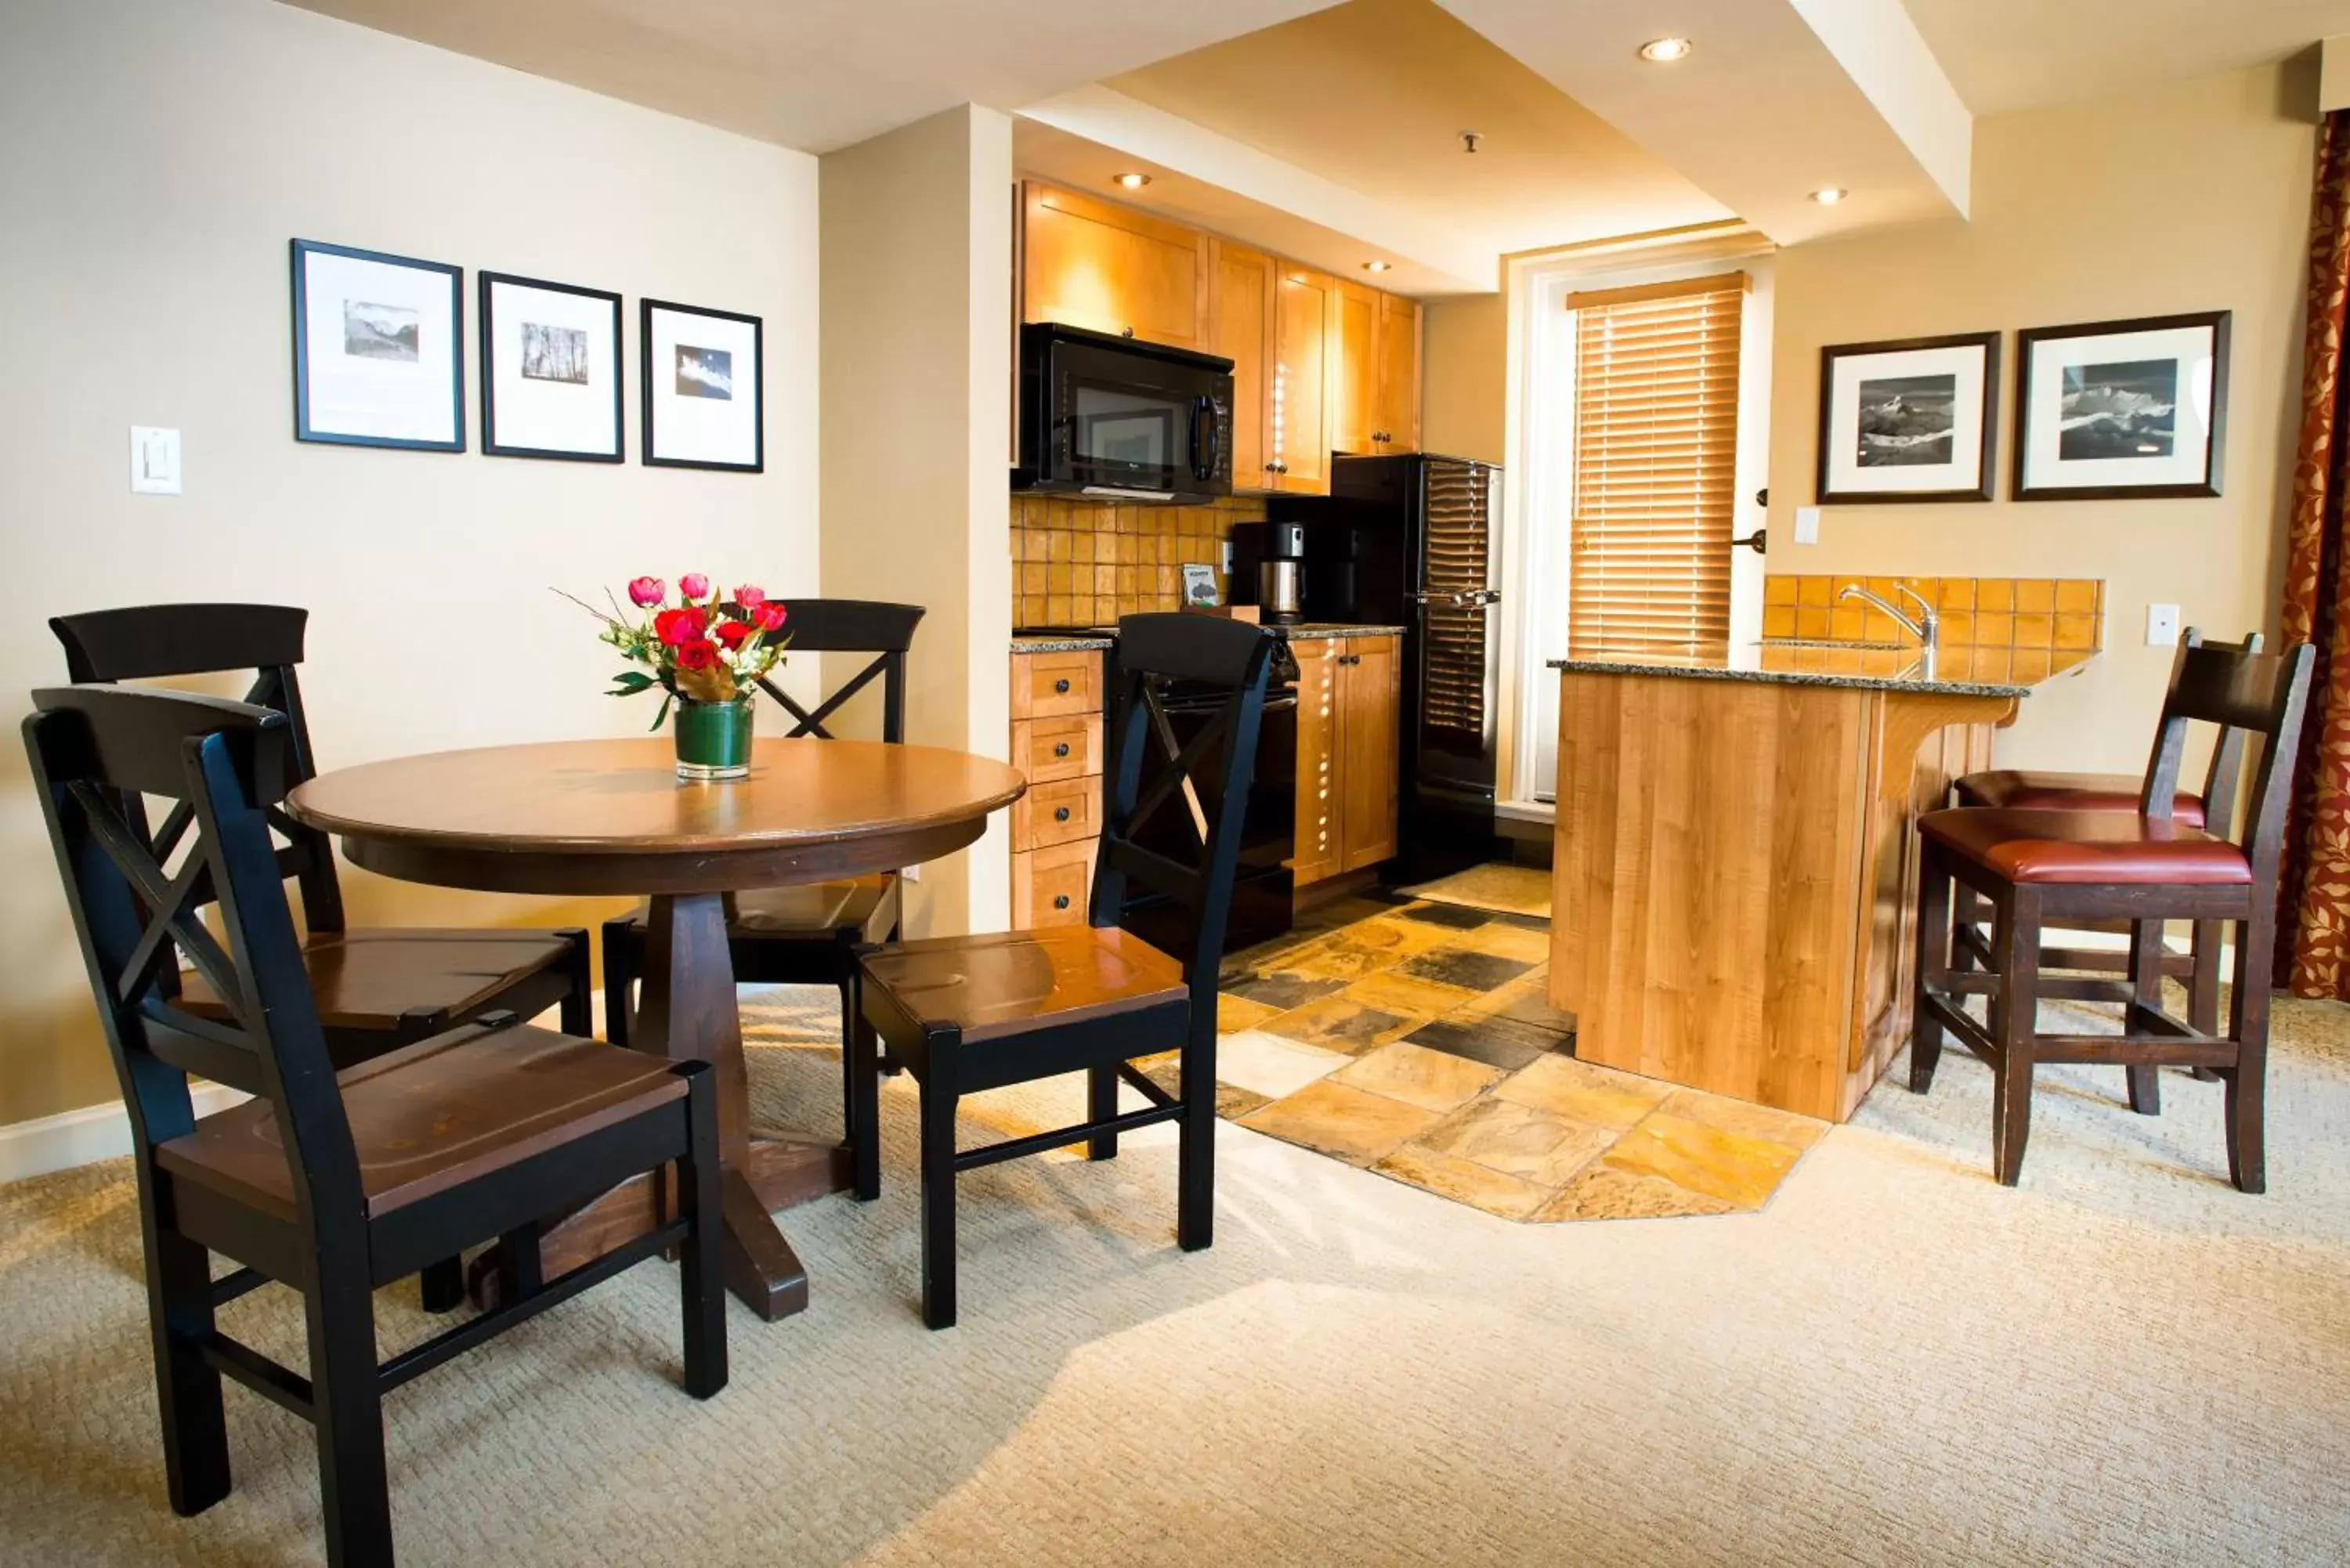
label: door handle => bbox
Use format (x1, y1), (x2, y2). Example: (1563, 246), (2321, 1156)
(1192, 394), (1222, 482)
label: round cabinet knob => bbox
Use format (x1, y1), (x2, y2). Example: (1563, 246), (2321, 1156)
(1054, 894), (1072, 910)
(1120, 327), (1135, 338)
(1054, 742), (1070, 758)
(1054, 678), (1071, 694)
(1054, 806), (1071, 822)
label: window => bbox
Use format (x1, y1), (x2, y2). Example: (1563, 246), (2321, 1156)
(1566, 273), (1744, 658)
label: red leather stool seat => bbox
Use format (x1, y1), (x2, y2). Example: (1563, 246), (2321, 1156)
(1954, 769), (2205, 829)
(1918, 807), (2251, 886)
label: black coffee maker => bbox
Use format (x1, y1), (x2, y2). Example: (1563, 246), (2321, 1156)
(1231, 519), (1307, 624)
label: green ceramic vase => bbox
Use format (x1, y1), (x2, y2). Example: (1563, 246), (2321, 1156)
(673, 697), (753, 782)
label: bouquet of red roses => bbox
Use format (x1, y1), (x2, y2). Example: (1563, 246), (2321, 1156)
(559, 573), (789, 729)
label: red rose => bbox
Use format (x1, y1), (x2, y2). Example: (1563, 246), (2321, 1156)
(675, 640), (718, 672)
(627, 576), (665, 608)
(715, 619), (752, 650)
(754, 602), (786, 633)
(733, 584), (766, 611)
(679, 573), (711, 601)
(653, 607), (707, 646)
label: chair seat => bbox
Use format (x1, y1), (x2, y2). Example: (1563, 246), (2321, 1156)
(156, 1024), (685, 1222)
(860, 926), (1186, 1043)
(177, 927), (573, 1031)
(1918, 807), (2251, 886)
(1954, 768), (2205, 828)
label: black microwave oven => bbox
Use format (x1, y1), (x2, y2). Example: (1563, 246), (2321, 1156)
(1014, 322), (1234, 504)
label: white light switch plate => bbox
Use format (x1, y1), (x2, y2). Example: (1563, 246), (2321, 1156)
(1793, 506), (1820, 545)
(2146, 603), (2180, 648)
(130, 426), (181, 494)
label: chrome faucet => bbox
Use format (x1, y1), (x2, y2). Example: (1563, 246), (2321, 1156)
(1838, 583), (1940, 681)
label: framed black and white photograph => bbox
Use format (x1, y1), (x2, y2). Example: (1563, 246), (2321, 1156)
(641, 298), (762, 471)
(1816, 331), (2000, 504)
(479, 272), (623, 461)
(291, 239), (465, 451)
(2013, 311), (2229, 500)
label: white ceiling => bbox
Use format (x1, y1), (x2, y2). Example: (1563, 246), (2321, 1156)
(1903, 0), (2350, 115)
(277, 0), (1342, 154)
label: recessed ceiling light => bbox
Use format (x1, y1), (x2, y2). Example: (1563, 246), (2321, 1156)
(1114, 172), (1152, 189)
(1810, 186), (1849, 205)
(1363, 260), (1392, 273)
(1638, 37), (1694, 63)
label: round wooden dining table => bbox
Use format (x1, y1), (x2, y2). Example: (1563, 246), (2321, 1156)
(287, 736), (1026, 1321)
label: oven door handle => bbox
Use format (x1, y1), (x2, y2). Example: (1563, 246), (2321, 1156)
(1191, 393), (1222, 482)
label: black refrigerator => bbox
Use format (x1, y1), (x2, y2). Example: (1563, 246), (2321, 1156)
(1268, 453), (1503, 882)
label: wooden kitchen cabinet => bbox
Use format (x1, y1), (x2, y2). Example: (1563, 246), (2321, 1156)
(1020, 182), (1209, 351)
(1008, 647), (1108, 928)
(1206, 237), (1277, 493)
(1329, 280), (1381, 459)
(1289, 634), (1401, 886)
(1271, 268), (1334, 494)
(1374, 292), (1421, 453)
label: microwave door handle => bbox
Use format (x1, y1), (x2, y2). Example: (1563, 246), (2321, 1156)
(1192, 393), (1221, 482)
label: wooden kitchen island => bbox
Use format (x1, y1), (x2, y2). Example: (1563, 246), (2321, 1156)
(1546, 645), (2095, 1122)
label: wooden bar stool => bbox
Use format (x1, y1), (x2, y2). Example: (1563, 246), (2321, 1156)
(1910, 638), (2312, 1189)
(1947, 630), (2261, 1048)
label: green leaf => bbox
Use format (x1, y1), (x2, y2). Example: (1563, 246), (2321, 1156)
(649, 693), (672, 733)
(608, 670), (656, 694)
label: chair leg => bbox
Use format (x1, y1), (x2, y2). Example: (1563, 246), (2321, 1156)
(495, 1223), (544, 1304)
(555, 927), (592, 1038)
(1177, 1015), (1217, 1252)
(919, 1065), (959, 1330)
(306, 1261), (392, 1568)
(678, 1068), (728, 1398)
(148, 1223), (230, 1516)
(601, 917), (636, 1050)
(1989, 891), (2040, 1187)
(2225, 909), (2275, 1194)
(2124, 919), (2164, 1116)
(417, 1256), (465, 1314)
(2189, 918), (2224, 1080)
(1911, 844), (1950, 1095)
(1950, 881), (1982, 974)
(1086, 1064), (1120, 1161)
(848, 992), (881, 1202)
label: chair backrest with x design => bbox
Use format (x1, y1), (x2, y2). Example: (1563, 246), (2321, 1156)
(1090, 614), (1274, 1014)
(50, 602), (347, 932)
(754, 600), (924, 744)
(2140, 634), (2315, 885)
(26, 685), (366, 1230)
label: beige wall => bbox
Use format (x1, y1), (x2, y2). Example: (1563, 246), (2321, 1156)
(1767, 62), (2314, 769)
(1422, 293), (1509, 464)
(0, 0), (821, 1129)
(819, 106), (1015, 941)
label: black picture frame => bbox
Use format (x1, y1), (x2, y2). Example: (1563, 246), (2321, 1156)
(1815, 331), (2001, 504)
(479, 271), (625, 463)
(289, 239), (465, 453)
(640, 298), (764, 472)
(2012, 310), (2230, 501)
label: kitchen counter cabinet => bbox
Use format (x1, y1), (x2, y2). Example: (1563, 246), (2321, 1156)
(1546, 652), (2092, 1122)
(1292, 632), (1401, 885)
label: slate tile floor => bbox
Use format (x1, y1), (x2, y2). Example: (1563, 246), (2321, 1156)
(1168, 884), (1827, 1223)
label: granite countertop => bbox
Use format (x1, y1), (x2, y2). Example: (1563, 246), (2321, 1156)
(1547, 642), (2099, 698)
(1287, 622), (1409, 638)
(1011, 621), (1407, 653)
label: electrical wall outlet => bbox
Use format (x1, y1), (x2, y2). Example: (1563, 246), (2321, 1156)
(1792, 506), (1820, 545)
(1220, 540), (1233, 573)
(900, 862), (920, 883)
(2146, 603), (2180, 648)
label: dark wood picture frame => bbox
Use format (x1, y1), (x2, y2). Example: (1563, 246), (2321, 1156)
(2012, 310), (2230, 501)
(1815, 331), (2001, 504)
(479, 271), (625, 463)
(290, 239), (465, 453)
(640, 298), (764, 473)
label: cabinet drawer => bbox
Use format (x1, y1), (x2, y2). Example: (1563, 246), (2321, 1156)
(1013, 839), (1097, 929)
(1013, 775), (1100, 851)
(1010, 650), (1104, 720)
(1012, 714), (1101, 784)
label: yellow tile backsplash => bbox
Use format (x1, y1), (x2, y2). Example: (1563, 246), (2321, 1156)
(1760, 576), (2104, 655)
(1011, 493), (1264, 627)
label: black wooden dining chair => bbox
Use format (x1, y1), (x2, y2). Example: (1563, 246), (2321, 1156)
(1911, 637), (2314, 1190)
(851, 614), (1272, 1328)
(26, 685), (725, 1568)
(603, 599), (923, 1144)
(50, 605), (593, 1061)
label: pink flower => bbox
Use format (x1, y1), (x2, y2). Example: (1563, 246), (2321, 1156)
(627, 576), (665, 608)
(733, 584), (766, 611)
(754, 602), (786, 633)
(678, 573), (711, 601)
(675, 640), (718, 673)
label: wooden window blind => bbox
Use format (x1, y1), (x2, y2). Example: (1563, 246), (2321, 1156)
(1567, 272), (1744, 658)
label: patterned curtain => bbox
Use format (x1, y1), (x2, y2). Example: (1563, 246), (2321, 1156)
(2279, 111), (2350, 1000)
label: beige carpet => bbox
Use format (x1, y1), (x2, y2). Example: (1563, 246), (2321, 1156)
(3, 987), (2348, 1566)
(1397, 862), (1552, 919)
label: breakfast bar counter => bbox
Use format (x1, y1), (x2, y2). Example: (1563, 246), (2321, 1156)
(1546, 644), (2095, 1122)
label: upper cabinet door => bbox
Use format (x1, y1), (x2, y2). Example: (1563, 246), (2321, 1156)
(1272, 268), (1333, 494)
(1206, 238), (1277, 493)
(1375, 293), (1421, 454)
(1329, 280), (1381, 461)
(1020, 182), (1209, 351)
